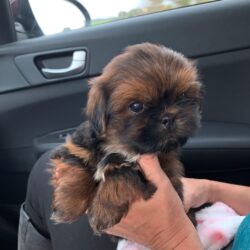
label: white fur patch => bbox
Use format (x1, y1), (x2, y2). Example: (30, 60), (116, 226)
(94, 152), (139, 182)
(94, 167), (106, 181)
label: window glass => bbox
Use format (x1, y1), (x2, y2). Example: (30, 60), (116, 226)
(82, 0), (215, 26)
(29, 0), (86, 36)
(9, 0), (216, 40)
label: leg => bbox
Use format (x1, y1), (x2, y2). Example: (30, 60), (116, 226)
(20, 151), (117, 250)
(18, 203), (52, 250)
(158, 152), (184, 199)
(88, 165), (156, 234)
(158, 152), (196, 224)
(50, 157), (96, 223)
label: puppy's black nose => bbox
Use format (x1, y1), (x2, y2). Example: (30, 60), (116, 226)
(162, 116), (171, 127)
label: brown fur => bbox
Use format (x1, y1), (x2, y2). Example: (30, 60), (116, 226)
(64, 137), (91, 161)
(88, 163), (155, 233)
(50, 43), (202, 234)
(50, 158), (96, 223)
(158, 152), (184, 199)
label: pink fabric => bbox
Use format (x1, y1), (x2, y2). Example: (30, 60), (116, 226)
(117, 202), (245, 250)
(196, 202), (245, 250)
(117, 240), (149, 250)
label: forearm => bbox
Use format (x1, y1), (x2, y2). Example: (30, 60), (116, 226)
(208, 180), (250, 215)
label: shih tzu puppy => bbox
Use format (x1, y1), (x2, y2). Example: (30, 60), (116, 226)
(50, 43), (202, 235)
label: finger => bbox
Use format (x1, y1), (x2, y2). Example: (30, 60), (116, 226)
(104, 224), (127, 238)
(104, 225), (119, 235)
(181, 178), (189, 212)
(138, 154), (169, 186)
(183, 202), (190, 213)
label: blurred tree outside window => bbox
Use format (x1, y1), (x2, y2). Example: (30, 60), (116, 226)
(9, 0), (216, 40)
(82, 0), (216, 26)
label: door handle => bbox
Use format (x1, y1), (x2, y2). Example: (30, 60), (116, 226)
(41, 50), (86, 78)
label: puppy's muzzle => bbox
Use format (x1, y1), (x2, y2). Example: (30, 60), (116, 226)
(161, 114), (175, 129)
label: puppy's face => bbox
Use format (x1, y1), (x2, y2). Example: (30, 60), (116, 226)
(86, 43), (202, 153)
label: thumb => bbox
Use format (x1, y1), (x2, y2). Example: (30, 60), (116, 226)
(138, 154), (169, 187)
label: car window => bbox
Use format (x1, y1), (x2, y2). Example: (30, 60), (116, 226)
(9, 0), (216, 40)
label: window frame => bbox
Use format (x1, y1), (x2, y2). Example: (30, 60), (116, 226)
(0, 0), (16, 45)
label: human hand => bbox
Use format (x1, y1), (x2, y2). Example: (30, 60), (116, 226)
(105, 155), (202, 250)
(183, 177), (250, 216)
(182, 177), (211, 212)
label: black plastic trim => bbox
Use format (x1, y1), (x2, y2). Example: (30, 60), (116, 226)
(184, 122), (250, 149)
(15, 47), (89, 85)
(0, 0), (17, 45)
(33, 121), (250, 159)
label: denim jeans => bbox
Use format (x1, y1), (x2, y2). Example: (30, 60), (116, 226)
(18, 204), (52, 250)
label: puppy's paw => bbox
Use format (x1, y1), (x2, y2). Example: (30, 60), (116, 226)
(50, 157), (96, 223)
(87, 183), (130, 234)
(88, 202), (125, 234)
(87, 166), (156, 234)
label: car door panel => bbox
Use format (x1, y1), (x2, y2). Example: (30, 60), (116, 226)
(1, 0), (250, 249)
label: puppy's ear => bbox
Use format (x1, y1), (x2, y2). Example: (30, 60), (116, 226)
(198, 83), (205, 113)
(86, 79), (108, 134)
(189, 59), (204, 113)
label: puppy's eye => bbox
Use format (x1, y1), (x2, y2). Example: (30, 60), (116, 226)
(129, 102), (144, 113)
(178, 92), (188, 101)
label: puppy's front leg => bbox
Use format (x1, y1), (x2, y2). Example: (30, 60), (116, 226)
(158, 152), (184, 199)
(158, 152), (196, 225)
(50, 142), (96, 223)
(88, 164), (156, 234)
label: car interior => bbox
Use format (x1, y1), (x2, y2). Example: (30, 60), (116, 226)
(0, 0), (250, 249)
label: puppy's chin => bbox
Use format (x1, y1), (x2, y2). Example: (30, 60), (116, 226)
(127, 136), (188, 154)
(161, 136), (188, 151)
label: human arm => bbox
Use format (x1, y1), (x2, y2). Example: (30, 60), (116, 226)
(106, 155), (203, 250)
(182, 178), (250, 215)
